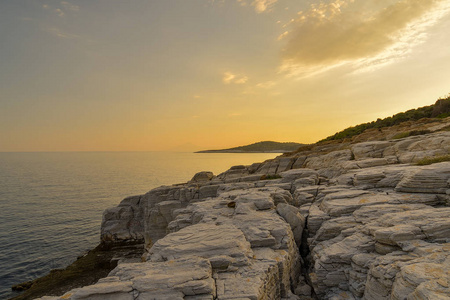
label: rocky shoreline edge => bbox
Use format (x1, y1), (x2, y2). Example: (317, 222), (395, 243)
(12, 117), (450, 300)
(10, 243), (143, 300)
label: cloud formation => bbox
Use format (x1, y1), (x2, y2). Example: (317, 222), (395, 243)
(256, 81), (276, 89)
(61, 1), (80, 12)
(251, 0), (278, 13)
(281, 0), (449, 69)
(55, 8), (65, 17)
(44, 27), (79, 39)
(223, 72), (249, 84)
(42, 1), (79, 17)
(232, 0), (278, 13)
(277, 31), (289, 41)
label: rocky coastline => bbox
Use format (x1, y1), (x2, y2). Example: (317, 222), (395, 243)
(15, 118), (450, 299)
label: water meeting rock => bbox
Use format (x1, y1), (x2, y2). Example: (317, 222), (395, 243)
(38, 128), (450, 300)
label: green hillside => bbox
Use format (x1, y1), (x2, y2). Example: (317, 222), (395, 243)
(320, 96), (450, 142)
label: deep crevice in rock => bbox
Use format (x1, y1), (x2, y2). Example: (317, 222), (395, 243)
(298, 216), (318, 299)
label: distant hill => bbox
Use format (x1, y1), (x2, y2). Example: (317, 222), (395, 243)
(196, 141), (305, 153)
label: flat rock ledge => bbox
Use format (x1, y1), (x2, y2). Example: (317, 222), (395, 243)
(38, 130), (450, 300)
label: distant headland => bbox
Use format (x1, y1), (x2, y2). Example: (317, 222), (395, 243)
(195, 141), (305, 153)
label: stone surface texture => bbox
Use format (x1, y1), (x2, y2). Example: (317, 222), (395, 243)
(39, 128), (450, 300)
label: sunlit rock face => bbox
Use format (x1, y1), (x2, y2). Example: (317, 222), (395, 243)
(40, 129), (449, 300)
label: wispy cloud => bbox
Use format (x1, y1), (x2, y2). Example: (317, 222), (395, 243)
(61, 1), (80, 12)
(40, 1), (81, 39)
(42, 1), (79, 17)
(251, 0), (278, 13)
(222, 72), (236, 84)
(277, 31), (289, 41)
(353, 0), (450, 73)
(256, 81), (276, 89)
(54, 8), (65, 17)
(44, 27), (79, 39)
(234, 76), (249, 84)
(280, 0), (450, 76)
(222, 72), (249, 84)
(220, 0), (278, 13)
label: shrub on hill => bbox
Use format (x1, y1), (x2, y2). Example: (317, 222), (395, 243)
(392, 130), (432, 139)
(432, 96), (450, 118)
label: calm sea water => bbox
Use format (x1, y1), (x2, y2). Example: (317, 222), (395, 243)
(0, 151), (278, 299)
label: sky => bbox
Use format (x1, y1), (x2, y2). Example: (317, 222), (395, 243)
(1, 0), (450, 152)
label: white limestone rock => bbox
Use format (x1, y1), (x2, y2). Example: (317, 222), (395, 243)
(395, 162), (450, 194)
(44, 257), (214, 299)
(199, 184), (220, 199)
(304, 150), (353, 178)
(276, 203), (305, 246)
(101, 197), (144, 243)
(349, 253), (380, 297)
(364, 241), (450, 300)
(310, 216), (360, 247)
(190, 171), (215, 183)
(279, 168), (319, 184)
(320, 191), (440, 218)
(147, 223), (253, 267)
(354, 156), (398, 169)
(352, 203), (431, 224)
(371, 207), (450, 244)
(307, 204), (331, 237)
(310, 233), (375, 296)
(396, 132), (450, 163)
(292, 156), (307, 169)
(277, 157), (296, 173)
(351, 141), (393, 160)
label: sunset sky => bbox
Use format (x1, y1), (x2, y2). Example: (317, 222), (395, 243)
(1, 0), (450, 151)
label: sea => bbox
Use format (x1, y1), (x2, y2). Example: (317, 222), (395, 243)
(0, 151), (278, 299)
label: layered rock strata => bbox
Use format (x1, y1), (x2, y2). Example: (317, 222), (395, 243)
(39, 129), (450, 299)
